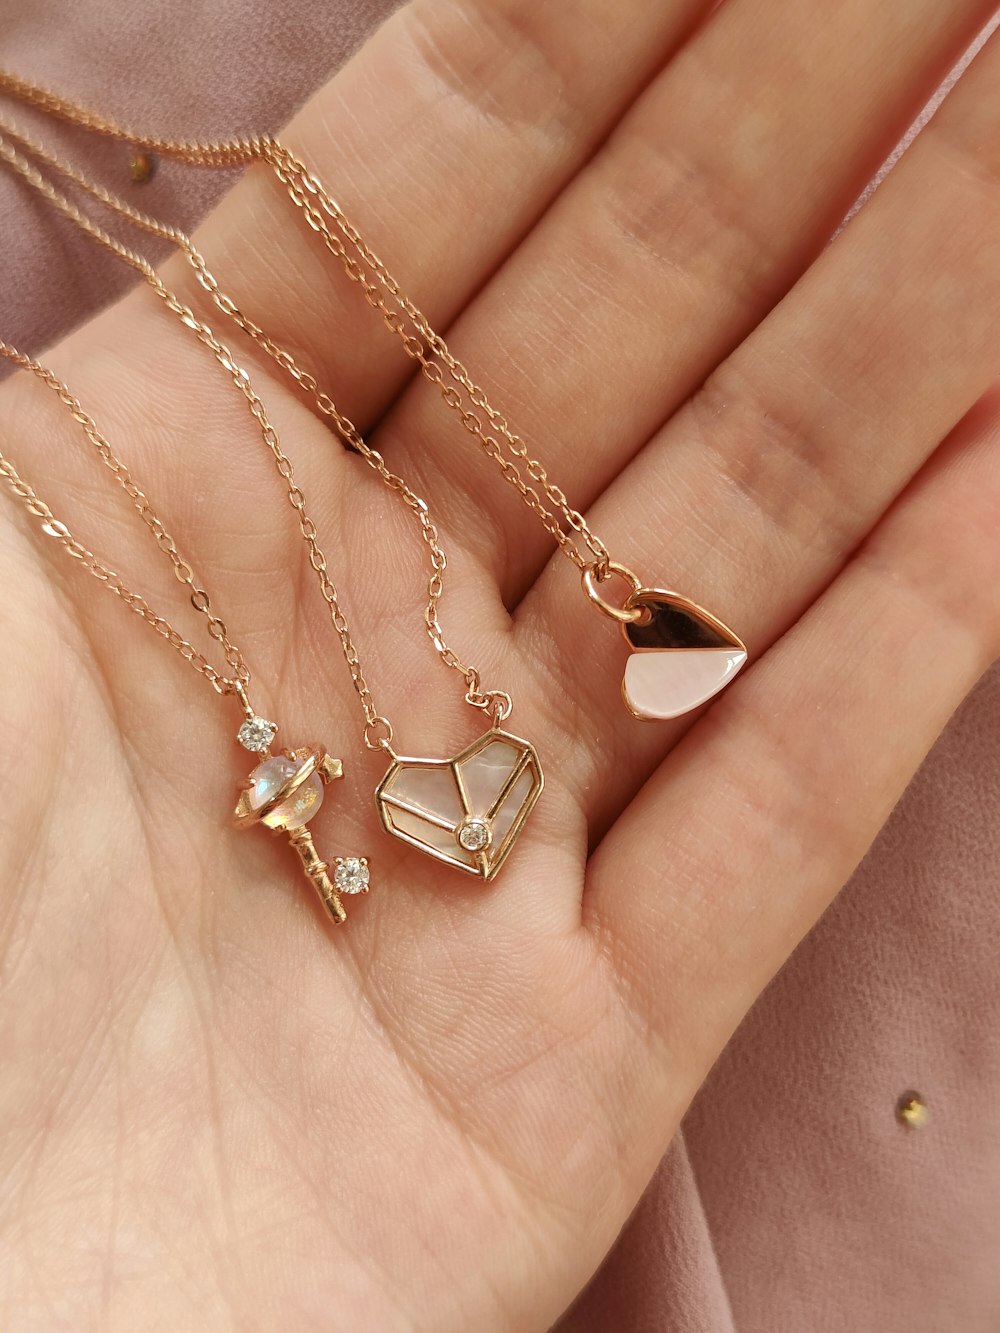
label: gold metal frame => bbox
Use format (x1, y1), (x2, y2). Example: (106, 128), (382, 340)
(619, 588), (747, 721)
(374, 728), (543, 881)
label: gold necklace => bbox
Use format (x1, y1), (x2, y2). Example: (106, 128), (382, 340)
(0, 342), (368, 923)
(0, 120), (543, 881)
(0, 69), (748, 724)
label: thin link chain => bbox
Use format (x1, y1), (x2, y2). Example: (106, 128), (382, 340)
(182, 254), (509, 719)
(0, 342), (248, 695)
(0, 132), (393, 745)
(0, 69), (271, 166)
(0, 70), (614, 579)
(0, 118), (507, 722)
(269, 147), (611, 575)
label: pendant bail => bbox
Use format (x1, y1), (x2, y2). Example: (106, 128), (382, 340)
(485, 691), (513, 727)
(233, 679), (256, 719)
(363, 715), (395, 755)
(581, 560), (645, 624)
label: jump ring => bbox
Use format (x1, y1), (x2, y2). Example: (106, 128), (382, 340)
(581, 560), (644, 624)
(485, 690), (513, 726)
(363, 716), (395, 753)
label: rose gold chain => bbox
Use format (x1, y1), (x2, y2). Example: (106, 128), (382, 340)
(0, 113), (514, 729)
(0, 70), (616, 585)
(268, 148), (611, 575)
(0, 118), (508, 722)
(0, 342), (250, 695)
(0, 69), (271, 166)
(179, 251), (512, 720)
(0, 130), (397, 746)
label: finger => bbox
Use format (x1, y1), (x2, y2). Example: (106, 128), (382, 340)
(0, 0), (710, 721)
(180, 0), (712, 414)
(375, 0), (997, 593)
(515, 23), (1000, 816)
(0, 320), (511, 802)
(587, 387), (1000, 1081)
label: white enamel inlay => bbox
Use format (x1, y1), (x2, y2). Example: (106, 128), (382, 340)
(490, 767), (535, 849)
(458, 740), (520, 812)
(387, 764), (465, 823)
(387, 805), (476, 866)
(623, 648), (747, 720)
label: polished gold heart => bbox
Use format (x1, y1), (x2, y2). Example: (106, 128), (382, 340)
(620, 590), (747, 720)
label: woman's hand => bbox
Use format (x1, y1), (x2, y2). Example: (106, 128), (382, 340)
(2, 1), (1000, 1327)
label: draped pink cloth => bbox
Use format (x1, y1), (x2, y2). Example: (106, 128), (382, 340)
(2, 5), (999, 1328)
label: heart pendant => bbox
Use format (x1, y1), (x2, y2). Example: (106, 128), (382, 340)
(374, 729), (543, 880)
(620, 590), (747, 720)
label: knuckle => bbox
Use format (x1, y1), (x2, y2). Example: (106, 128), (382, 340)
(403, 0), (583, 142)
(596, 122), (780, 311)
(685, 357), (861, 560)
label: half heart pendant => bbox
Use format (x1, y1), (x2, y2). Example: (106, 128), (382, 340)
(374, 729), (543, 880)
(620, 589), (747, 720)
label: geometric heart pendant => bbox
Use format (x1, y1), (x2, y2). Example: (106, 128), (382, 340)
(620, 589), (747, 720)
(374, 729), (543, 880)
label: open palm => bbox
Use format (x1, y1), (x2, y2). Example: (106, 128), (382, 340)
(3, 1), (1000, 1328)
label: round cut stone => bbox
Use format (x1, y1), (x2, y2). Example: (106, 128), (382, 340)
(334, 857), (369, 895)
(238, 716), (277, 752)
(249, 755), (323, 830)
(458, 818), (491, 852)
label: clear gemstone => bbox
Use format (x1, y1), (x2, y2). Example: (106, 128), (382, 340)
(458, 818), (491, 852)
(238, 716), (277, 752)
(334, 857), (369, 894)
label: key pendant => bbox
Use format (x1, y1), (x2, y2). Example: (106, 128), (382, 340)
(374, 728), (543, 880)
(620, 589), (747, 720)
(232, 713), (370, 923)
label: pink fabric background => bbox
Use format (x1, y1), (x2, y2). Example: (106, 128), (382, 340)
(2, 4), (999, 1329)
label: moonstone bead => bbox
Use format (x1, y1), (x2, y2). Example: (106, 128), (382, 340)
(249, 755), (324, 830)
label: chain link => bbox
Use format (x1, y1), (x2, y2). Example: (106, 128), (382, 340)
(268, 146), (612, 574)
(0, 132), (392, 740)
(0, 113), (511, 729)
(0, 69), (616, 580)
(0, 69), (274, 167)
(0, 342), (246, 695)
(179, 220), (499, 713)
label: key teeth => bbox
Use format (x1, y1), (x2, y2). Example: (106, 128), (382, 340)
(287, 827), (350, 924)
(321, 890), (348, 924)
